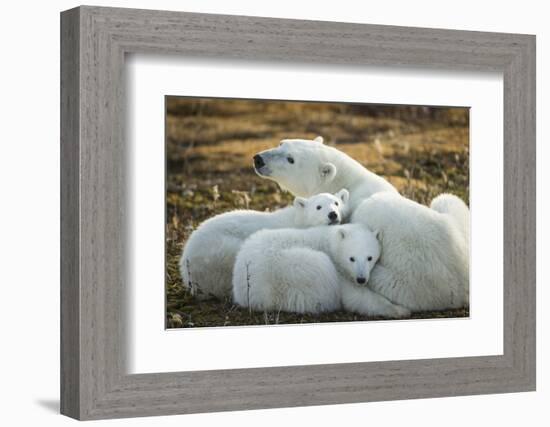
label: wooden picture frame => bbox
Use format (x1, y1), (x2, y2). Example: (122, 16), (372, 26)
(60, 5), (536, 420)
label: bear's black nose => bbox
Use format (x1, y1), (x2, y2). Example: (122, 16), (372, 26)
(328, 211), (337, 221)
(356, 277), (366, 284)
(253, 154), (265, 169)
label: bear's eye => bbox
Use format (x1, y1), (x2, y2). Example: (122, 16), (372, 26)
(367, 256), (373, 261)
(316, 205), (322, 210)
(287, 156), (294, 164)
(349, 257), (355, 262)
(335, 201), (339, 206)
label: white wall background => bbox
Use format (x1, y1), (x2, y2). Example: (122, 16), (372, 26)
(0, 0), (546, 425)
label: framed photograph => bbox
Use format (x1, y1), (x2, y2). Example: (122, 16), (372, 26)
(61, 6), (536, 420)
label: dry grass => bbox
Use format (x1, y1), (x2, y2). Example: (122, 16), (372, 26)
(166, 98), (470, 328)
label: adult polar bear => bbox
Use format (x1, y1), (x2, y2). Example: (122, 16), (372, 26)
(253, 136), (398, 214)
(253, 136), (469, 312)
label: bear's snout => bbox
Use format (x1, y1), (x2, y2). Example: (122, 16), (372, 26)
(328, 211), (338, 221)
(356, 277), (366, 285)
(253, 154), (265, 169)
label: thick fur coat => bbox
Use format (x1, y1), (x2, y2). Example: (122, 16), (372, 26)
(352, 192), (469, 311)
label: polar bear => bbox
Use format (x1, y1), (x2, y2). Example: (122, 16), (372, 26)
(253, 136), (398, 215)
(233, 224), (410, 318)
(253, 137), (469, 312)
(180, 190), (349, 299)
(352, 192), (469, 311)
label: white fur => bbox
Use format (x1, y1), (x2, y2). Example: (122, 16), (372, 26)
(430, 193), (470, 248)
(352, 192), (469, 311)
(180, 190), (349, 299)
(232, 224), (410, 318)
(254, 137), (470, 312)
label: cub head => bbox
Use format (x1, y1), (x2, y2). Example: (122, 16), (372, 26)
(253, 136), (337, 197)
(330, 224), (380, 285)
(293, 189), (349, 227)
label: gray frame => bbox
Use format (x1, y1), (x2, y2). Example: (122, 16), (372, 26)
(61, 5), (536, 420)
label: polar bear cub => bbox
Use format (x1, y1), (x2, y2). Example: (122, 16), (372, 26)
(233, 224), (410, 317)
(180, 189), (349, 300)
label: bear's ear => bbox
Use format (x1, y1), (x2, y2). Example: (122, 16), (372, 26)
(319, 163), (337, 182)
(314, 135), (324, 144)
(373, 229), (380, 240)
(338, 228), (346, 240)
(293, 197), (307, 209)
(335, 188), (349, 205)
